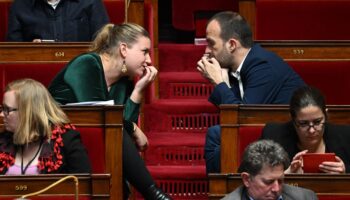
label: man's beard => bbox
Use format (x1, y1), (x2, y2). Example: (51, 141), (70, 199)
(217, 51), (234, 69)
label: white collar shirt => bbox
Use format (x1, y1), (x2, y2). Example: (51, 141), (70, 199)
(230, 48), (251, 99)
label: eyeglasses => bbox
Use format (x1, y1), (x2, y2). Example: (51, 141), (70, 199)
(294, 118), (325, 131)
(0, 105), (18, 116)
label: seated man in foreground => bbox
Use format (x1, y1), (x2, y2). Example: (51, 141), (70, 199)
(222, 140), (318, 200)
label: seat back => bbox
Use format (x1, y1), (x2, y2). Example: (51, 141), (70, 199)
(238, 126), (263, 163)
(0, 1), (11, 41)
(288, 61), (350, 104)
(76, 127), (105, 173)
(256, 0), (350, 40)
(0, 62), (66, 102)
(172, 0), (238, 37)
(103, 0), (125, 24)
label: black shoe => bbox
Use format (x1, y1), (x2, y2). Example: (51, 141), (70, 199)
(144, 184), (172, 200)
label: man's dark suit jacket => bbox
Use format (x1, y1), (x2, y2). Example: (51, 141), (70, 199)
(261, 121), (350, 173)
(222, 184), (318, 200)
(208, 44), (305, 105)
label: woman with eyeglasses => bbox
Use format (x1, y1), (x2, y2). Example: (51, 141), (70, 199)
(0, 79), (91, 175)
(261, 86), (349, 173)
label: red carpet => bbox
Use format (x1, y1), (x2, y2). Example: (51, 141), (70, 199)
(143, 43), (215, 199)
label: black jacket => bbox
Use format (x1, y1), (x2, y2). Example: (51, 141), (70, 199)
(7, 0), (109, 41)
(0, 125), (91, 174)
(261, 121), (350, 173)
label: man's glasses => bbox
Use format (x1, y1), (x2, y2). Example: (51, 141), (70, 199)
(294, 118), (325, 131)
(0, 105), (18, 116)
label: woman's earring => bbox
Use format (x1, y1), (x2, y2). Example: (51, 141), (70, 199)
(121, 60), (127, 73)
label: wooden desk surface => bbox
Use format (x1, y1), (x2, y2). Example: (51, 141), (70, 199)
(259, 40), (350, 61)
(209, 173), (350, 199)
(0, 42), (89, 63)
(0, 174), (110, 199)
(1, 41), (350, 63)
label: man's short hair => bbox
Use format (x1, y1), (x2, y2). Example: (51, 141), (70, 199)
(238, 140), (290, 176)
(208, 11), (253, 48)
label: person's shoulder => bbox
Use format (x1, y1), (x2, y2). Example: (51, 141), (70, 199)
(283, 184), (317, 199)
(0, 132), (13, 148)
(262, 122), (292, 135)
(11, 0), (31, 5)
(221, 186), (243, 200)
(66, 53), (102, 71)
(326, 123), (350, 137)
(261, 122), (296, 143)
(52, 125), (80, 140)
(73, 53), (100, 63)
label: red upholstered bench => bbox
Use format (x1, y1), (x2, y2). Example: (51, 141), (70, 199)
(103, 0), (125, 24)
(319, 196), (350, 200)
(0, 0), (11, 41)
(237, 126), (263, 163)
(76, 127), (105, 173)
(0, 62), (66, 102)
(255, 0), (350, 40)
(288, 61), (350, 104)
(172, 0), (238, 38)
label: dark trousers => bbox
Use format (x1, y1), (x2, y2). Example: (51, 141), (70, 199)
(123, 131), (154, 198)
(204, 125), (221, 174)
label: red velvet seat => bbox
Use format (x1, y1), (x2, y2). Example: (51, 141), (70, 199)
(0, 1), (11, 41)
(288, 61), (350, 104)
(256, 0), (350, 40)
(103, 0), (125, 24)
(76, 127), (105, 173)
(0, 63), (66, 102)
(238, 126), (263, 162)
(172, 0), (238, 38)
(319, 195), (350, 200)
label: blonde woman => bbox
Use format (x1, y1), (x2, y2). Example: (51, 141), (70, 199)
(0, 79), (91, 175)
(49, 23), (171, 199)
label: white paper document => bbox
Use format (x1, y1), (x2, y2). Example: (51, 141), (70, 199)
(65, 100), (114, 106)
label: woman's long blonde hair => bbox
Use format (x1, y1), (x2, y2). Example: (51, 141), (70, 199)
(90, 23), (150, 55)
(5, 79), (69, 145)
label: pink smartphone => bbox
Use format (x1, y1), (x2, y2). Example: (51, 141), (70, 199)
(302, 153), (336, 173)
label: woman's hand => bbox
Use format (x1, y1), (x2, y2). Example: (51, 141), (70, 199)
(132, 123), (149, 152)
(319, 156), (346, 174)
(285, 150), (308, 173)
(135, 66), (157, 91)
(131, 66), (158, 103)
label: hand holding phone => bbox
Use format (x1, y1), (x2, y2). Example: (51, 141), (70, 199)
(302, 153), (336, 173)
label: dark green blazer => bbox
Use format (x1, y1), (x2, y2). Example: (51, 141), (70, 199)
(49, 53), (140, 122)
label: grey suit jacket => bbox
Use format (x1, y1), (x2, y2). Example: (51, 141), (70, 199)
(222, 184), (318, 200)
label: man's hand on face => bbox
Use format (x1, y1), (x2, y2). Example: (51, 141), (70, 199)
(197, 55), (223, 86)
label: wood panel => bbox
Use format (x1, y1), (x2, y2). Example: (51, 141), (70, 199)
(62, 106), (124, 200)
(0, 42), (89, 63)
(2, 40), (350, 63)
(0, 174), (110, 199)
(239, 0), (256, 39)
(209, 173), (350, 199)
(259, 40), (350, 61)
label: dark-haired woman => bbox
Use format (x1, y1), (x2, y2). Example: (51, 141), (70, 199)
(261, 86), (349, 173)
